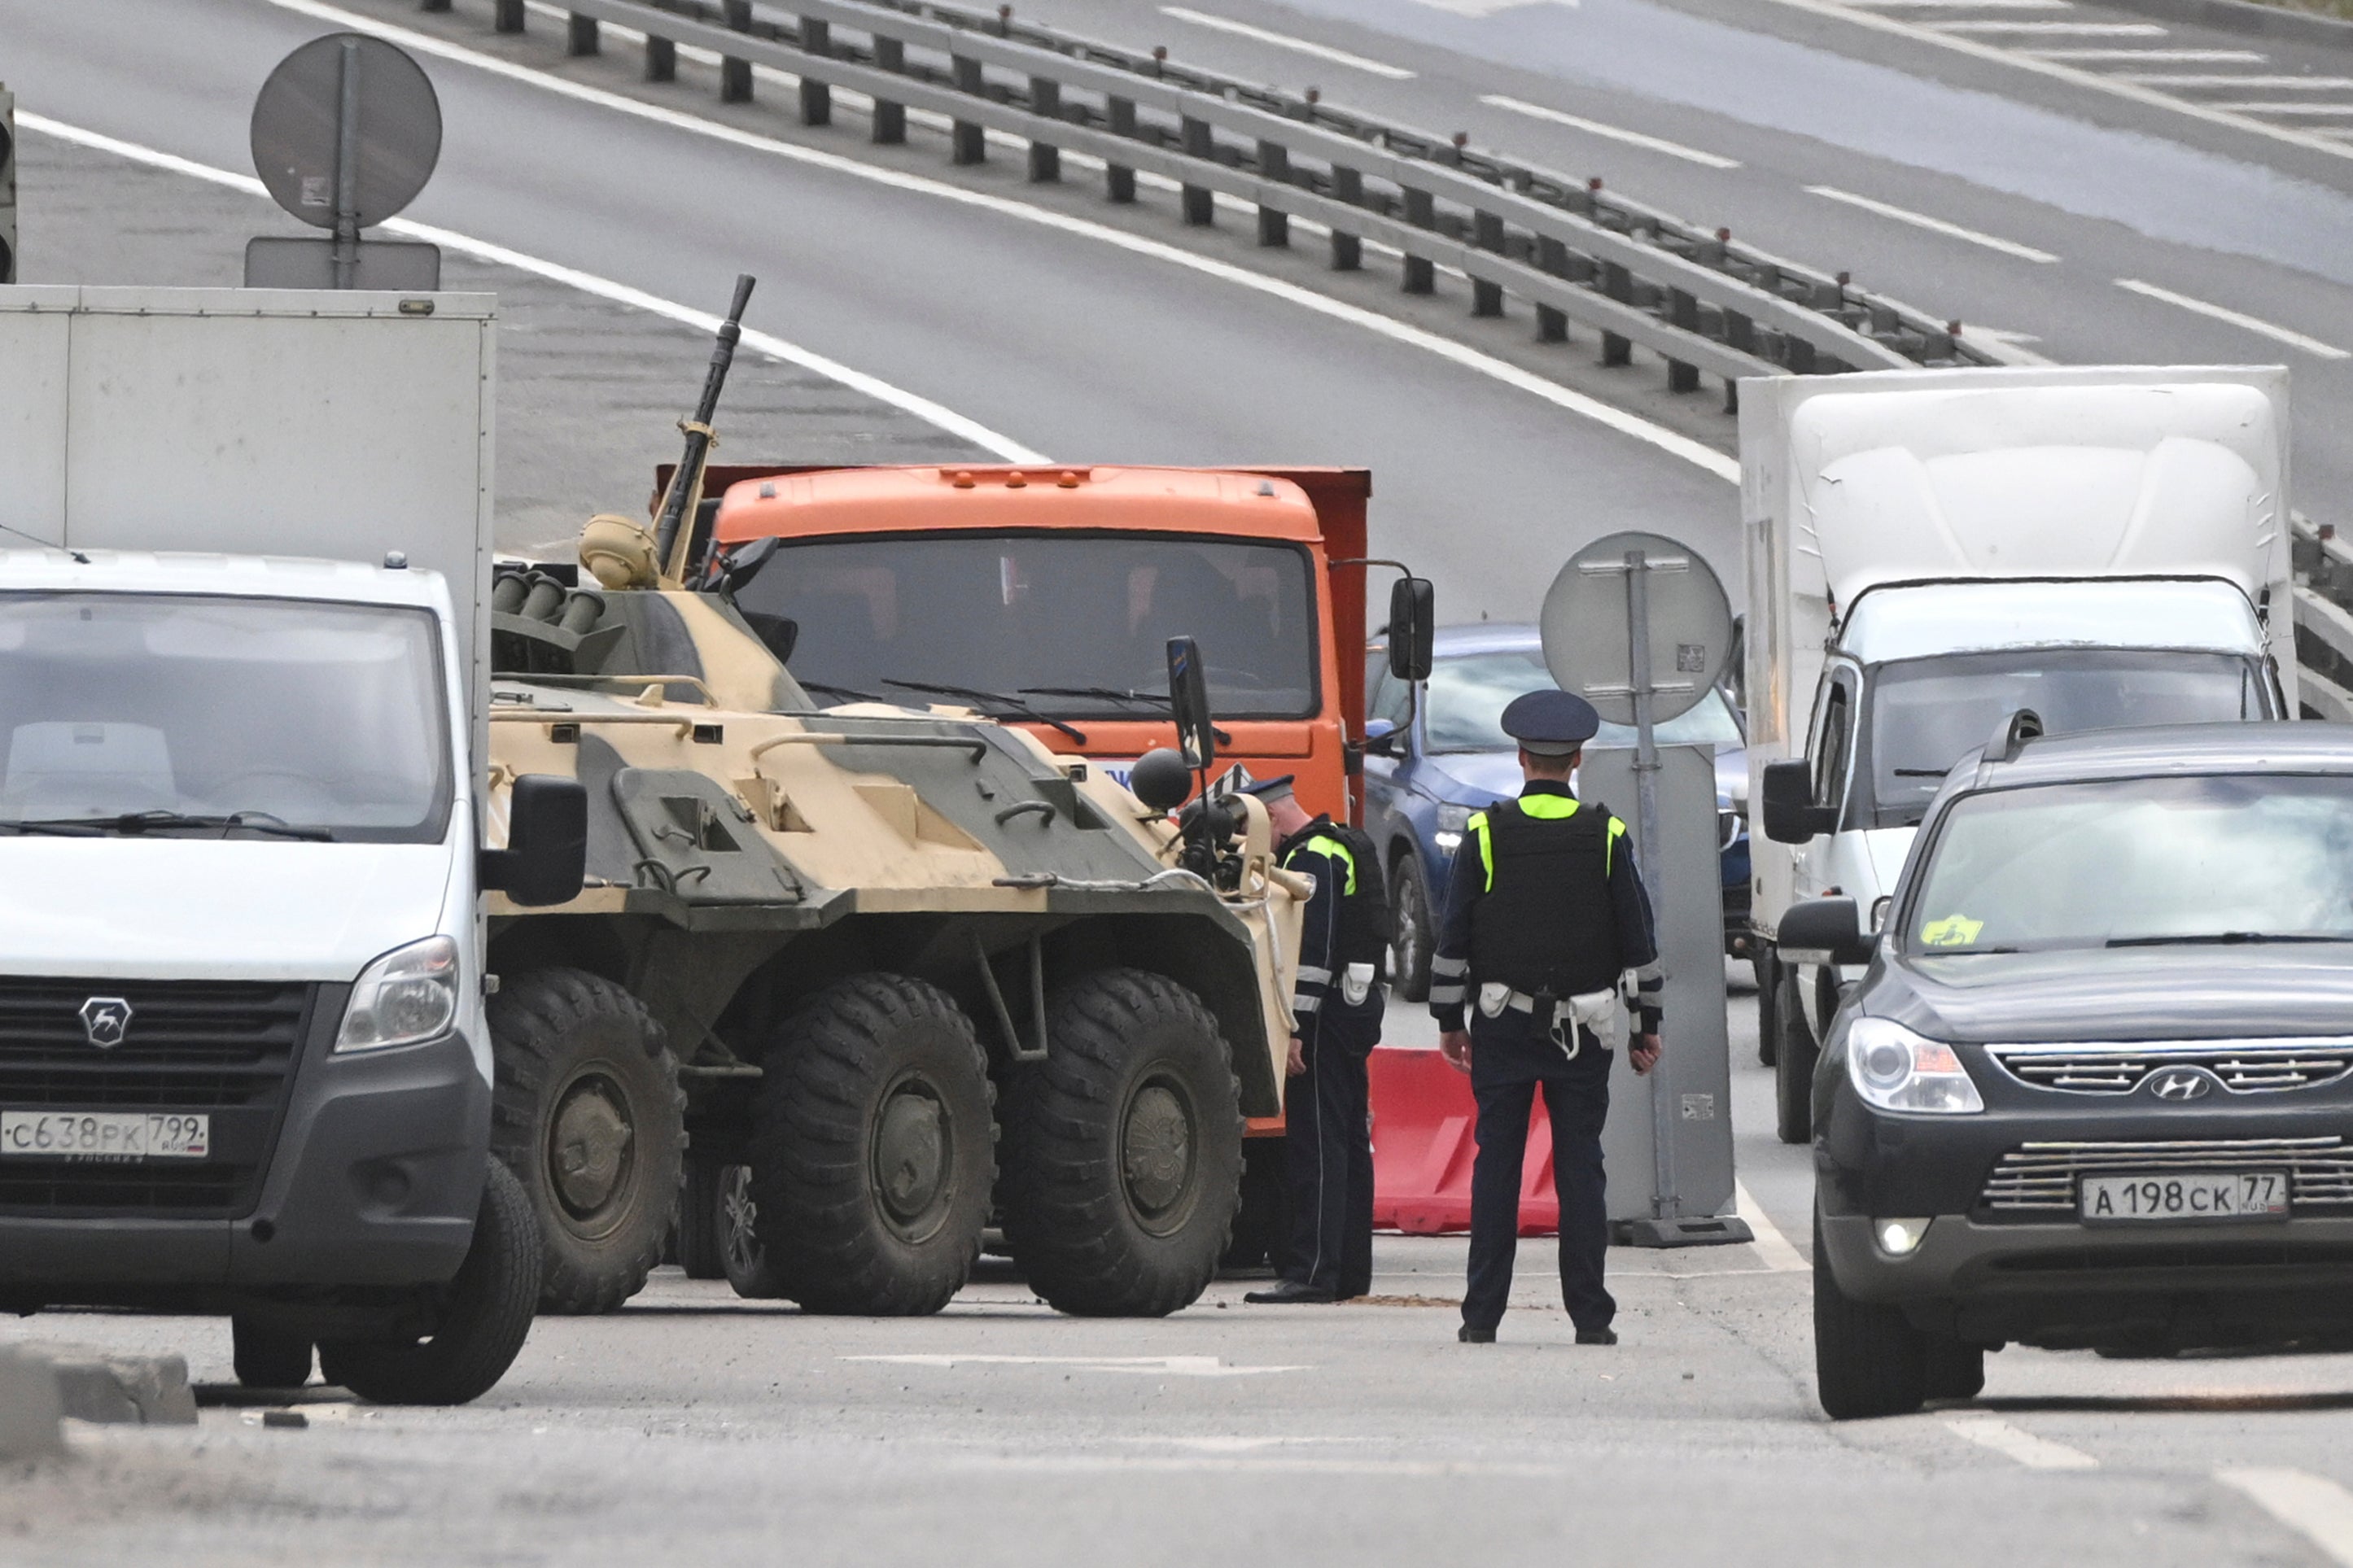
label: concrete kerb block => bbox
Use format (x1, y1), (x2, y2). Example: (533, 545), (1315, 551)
(0, 1348), (67, 1460)
(9, 1343), (198, 1427)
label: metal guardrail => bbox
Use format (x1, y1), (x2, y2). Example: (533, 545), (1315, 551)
(2293, 514), (2353, 721)
(429, 0), (2030, 397)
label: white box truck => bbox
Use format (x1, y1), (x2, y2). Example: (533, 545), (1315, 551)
(0, 286), (584, 1403)
(1741, 366), (2295, 1143)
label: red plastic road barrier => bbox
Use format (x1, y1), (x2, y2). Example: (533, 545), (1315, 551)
(1368, 1044), (1560, 1237)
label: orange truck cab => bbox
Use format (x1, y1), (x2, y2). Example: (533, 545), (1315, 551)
(701, 464), (1384, 827)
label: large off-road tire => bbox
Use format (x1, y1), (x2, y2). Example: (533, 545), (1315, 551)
(1813, 1210), (1927, 1420)
(488, 969), (684, 1315)
(677, 1153), (725, 1281)
(1389, 850), (1436, 1004)
(231, 1317), (313, 1390)
(718, 1164), (791, 1300)
(1754, 949), (1778, 1068)
(320, 1161), (543, 1406)
(999, 969), (1244, 1317)
(747, 975), (995, 1316)
(1773, 968), (1818, 1146)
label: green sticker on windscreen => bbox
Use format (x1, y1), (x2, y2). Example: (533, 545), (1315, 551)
(1920, 915), (1984, 948)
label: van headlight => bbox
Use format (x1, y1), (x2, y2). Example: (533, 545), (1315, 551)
(336, 936), (461, 1052)
(1434, 802), (1474, 852)
(1845, 1017), (1983, 1114)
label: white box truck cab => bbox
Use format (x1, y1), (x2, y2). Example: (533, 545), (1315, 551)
(1741, 367), (2294, 1144)
(0, 286), (584, 1404)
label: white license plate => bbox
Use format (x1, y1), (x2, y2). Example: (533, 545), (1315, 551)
(0, 1111), (210, 1161)
(2080, 1171), (2287, 1223)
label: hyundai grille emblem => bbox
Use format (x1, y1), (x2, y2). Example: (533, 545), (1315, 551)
(2149, 1068), (2215, 1102)
(79, 997), (133, 1050)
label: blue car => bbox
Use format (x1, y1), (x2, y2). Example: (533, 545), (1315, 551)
(1363, 624), (1750, 1001)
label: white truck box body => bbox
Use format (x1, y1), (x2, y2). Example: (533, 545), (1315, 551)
(0, 289), (495, 1054)
(1740, 365), (2294, 948)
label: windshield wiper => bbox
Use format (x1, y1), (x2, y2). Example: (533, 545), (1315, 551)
(1021, 687), (1233, 745)
(0, 819), (106, 837)
(1892, 767), (1952, 778)
(10, 810), (335, 842)
(2106, 932), (2348, 948)
(881, 679), (1088, 745)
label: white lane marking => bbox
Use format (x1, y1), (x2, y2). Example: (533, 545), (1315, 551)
(2219, 1469), (2353, 1568)
(842, 1354), (1309, 1376)
(1756, 0), (2353, 164)
(968, 1454), (1564, 1475)
(2024, 47), (2263, 61)
(260, 0), (1743, 485)
(2213, 102), (2353, 116)
(1804, 185), (2058, 262)
(1158, 7), (1417, 79)
(1120, 1435), (1371, 1450)
(2119, 75), (2353, 89)
(1408, 0), (1580, 15)
(1944, 1417), (2101, 1470)
(19, 114), (1046, 462)
(1932, 20), (2167, 33)
(1847, 0), (2071, 7)
(1480, 94), (1742, 168)
(2115, 277), (2351, 359)
(1732, 1179), (1807, 1273)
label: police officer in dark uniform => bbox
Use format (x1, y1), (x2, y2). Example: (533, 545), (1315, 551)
(1243, 775), (1388, 1304)
(1429, 691), (1663, 1345)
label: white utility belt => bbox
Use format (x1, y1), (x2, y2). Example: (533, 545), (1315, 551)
(1475, 981), (1627, 1059)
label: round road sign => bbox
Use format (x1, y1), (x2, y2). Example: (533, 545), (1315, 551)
(1539, 531), (1733, 725)
(250, 33), (442, 230)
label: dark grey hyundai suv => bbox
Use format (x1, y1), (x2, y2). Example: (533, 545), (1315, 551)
(1783, 720), (2353, 1420)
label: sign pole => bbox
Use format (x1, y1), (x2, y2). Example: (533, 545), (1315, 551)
(331, 37), (363, 288)
(1622, 549), (1682, 1221)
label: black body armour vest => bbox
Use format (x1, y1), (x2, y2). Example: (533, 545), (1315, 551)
(1284, 820), (1393, 974)
(1466, 799), (1625, 997)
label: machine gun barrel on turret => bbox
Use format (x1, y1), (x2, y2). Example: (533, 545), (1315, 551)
(652, 273), (756, 582)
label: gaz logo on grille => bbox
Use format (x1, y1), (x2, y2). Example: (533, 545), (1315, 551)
(79, 997), (133, 1050)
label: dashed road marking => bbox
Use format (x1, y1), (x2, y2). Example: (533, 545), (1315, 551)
(842, 1355), (1310, 1377)
(1158, 7), (1418, 79)
(2024, 47), (2264, 61)
(2115, 277), (2351, 359)
(2219, 1469), (2353, 1567)
(964, 1453), (1564, 1475)
(1480, 94), (1743, 168)
(18, 113), (1047, 465)
(1804, 185), (2058, 262)
(1944, 1416), (2101, 1470)
(2118, 75), (2353, 90)
(1932, 20), (2168, 34)
(1732, 1179), (1807, 1273)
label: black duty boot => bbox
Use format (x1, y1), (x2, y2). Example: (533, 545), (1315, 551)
(1458, 1326), (1496, 1343)
(1575, 1326), (1619, 1346)
(1244, 1280), (1336, 1304)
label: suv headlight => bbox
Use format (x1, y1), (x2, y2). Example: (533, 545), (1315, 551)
(1845, 1017), (1983, 1114)
(1434, 802), (1474, 852)
(336, 936), (461, 1052)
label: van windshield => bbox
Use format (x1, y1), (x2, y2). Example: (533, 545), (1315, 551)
(737, 534), (1319, 720)
(1907, 774), (2353, 955)
(0, 592), (452, 843)
(1859, 649), (2267, 829)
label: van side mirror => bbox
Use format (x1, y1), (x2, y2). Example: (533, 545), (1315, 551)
(1760, 758), (1838, 844)
(1777, 897), (1874, 967)
(482, 775), (588, 907)
(1387, 577), (1435, 684)
(1166, 636), (1217, 771)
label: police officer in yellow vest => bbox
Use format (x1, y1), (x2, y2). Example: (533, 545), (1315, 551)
(1432, 691), (1663, 1345)
(1243, 775), (1387, 1305)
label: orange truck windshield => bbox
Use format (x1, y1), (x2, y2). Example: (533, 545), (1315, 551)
(736, 532), (1320, 720)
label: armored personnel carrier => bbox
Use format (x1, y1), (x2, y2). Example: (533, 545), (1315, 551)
(480, 285), (1306, 1317)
